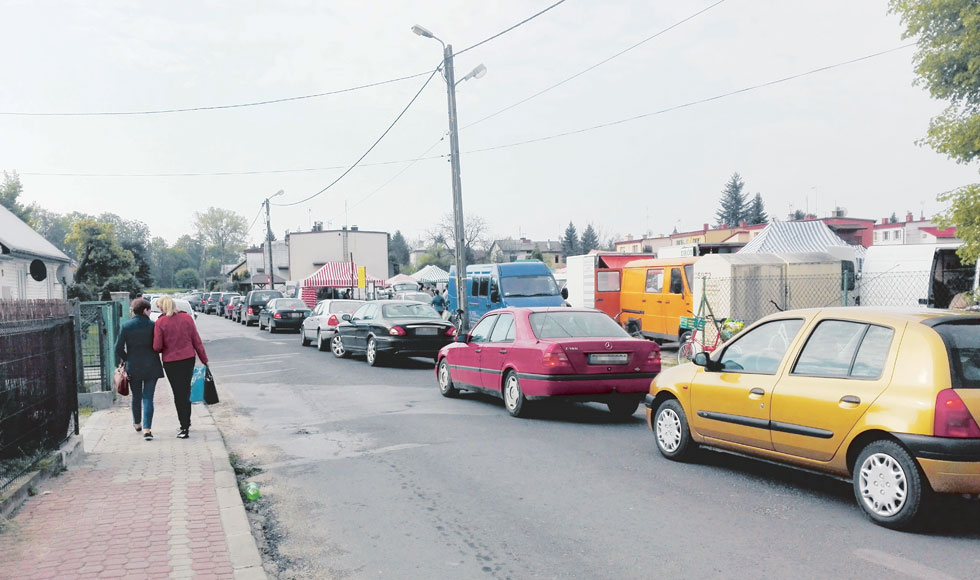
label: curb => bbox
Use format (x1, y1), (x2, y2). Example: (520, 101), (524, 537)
(0, 435), (85, 522)
(192, 402), (268, 580)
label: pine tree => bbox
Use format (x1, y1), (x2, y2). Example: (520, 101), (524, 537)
(745, 193), (769, 225)
(580, 224), (600, 253)
(715, 172), (747, 228)
(561, 222), (580, 256)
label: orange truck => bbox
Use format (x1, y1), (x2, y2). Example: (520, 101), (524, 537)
(618, 257), (697, 343)
(563, 254), (652, 320)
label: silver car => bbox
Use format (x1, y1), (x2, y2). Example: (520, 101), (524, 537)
(300, 299), (365, 350)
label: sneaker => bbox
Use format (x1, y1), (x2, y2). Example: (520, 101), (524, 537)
(134, 424), (142, 432)
(144, 431), (153, 441)
(176, 429), (189, 439)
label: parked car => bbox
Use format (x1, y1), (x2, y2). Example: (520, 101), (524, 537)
(300, 299), (365, 350)
(646, 307), (980, 530)
(216, 292), (238, 317)
(204, 292), (223, 314)
(437, 308), (661, 418)
(225, 295), (243, 319)
(232, 299), (246, 323)
(393, 291), (432, 303)
(332, 300), (455, 366)
(242, 290), (284, 326)
(148, 298), (197, 326)
(257, 298), (311, 333)
(184, 292), (204, 311)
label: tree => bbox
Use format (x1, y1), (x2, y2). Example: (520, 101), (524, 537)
(65, 219), (141, 300)
(428, 214), (490, 259)
(561, 222), (579, 256)
(715, 172), (747, 227)
(175, 268), (201, 289)
(389, 230), (411, 273)
(939, 185), (980, 264)
(890, 211), (899, 224)
(530, 248), (544, 261)
(745, 193), (769, 225)
(0, 171), (31, 223)
(788, 209), (807, 221)
(29, 205), (75, 257)
(580, 224), (600, 253)
(193, 208), (248, 264)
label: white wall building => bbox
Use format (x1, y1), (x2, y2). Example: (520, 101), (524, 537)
(0, 205), (73, 300)
(287, 227), (390, 283)
(872, 212), (960, 246)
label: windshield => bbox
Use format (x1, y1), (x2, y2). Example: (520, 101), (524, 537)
(501, 275), (559, 298)
(382, 303), (440, 319)
(275, 299), (307, 309)
(933, 320), (980, 388)
(529, 311), (630, 339)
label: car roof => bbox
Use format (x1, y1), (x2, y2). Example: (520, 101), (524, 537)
(763, 307), (980, 326)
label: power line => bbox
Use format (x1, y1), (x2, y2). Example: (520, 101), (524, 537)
(271, 64), (442, 208)
(462, 0), (727, 130)
(0, 71), (432, 117)
(456, 0), (568, 55)
(464, 44), (916, 155)
(245, 204), (265, 236)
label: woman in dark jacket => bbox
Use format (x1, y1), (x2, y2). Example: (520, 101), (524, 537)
(114, 298), (164, 440)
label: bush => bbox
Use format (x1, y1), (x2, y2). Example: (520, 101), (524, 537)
(175, 268), (201, 289)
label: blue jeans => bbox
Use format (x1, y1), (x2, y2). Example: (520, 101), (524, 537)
(130, 377), (158, 429)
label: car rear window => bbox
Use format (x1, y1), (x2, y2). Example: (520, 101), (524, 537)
(275, 299), (307, 309)
(529, 311), (629, 339)
(249, 291), (282, 304)
(382, 303), (440, 318)
(932, 321), (980, 388)
(328, 301), (362, 314)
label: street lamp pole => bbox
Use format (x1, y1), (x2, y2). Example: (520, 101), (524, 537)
(265, 189), (284, 290)
(412, 25), (485, 331)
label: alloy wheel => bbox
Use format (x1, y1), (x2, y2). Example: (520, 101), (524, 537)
(656, 407), (683, 453)
(858, 452), (908, 517)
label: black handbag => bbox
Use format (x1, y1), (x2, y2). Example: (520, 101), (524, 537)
(203, 367), (219, 404)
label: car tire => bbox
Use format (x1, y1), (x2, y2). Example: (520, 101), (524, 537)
(268, 322), (275, 334)
(502, 371), (528, 418)
(607, 399), (639, 420)
(853, 440), (929, 530)
(300, 329), (311, 346)
(317, 330), (329, 352)
(366, 337), (383, 367)
(653, 399), (695, 461)
(438, 359), (459, 397)
(331, 335), (349, 358)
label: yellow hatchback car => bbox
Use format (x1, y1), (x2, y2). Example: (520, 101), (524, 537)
(645, 307), (980, 529)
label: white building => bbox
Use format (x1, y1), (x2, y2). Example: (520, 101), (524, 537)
(0, 205), (73, 300)
(287, 227), (390, 283)
(872, 212), (960, 246)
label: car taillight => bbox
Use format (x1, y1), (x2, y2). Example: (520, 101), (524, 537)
(542, 345), (571, 369)
(248, 307), (253, 315)
(934, 389), (980, 438)
(273, 312), (282, 319)
(647, 348), (661, 366)
(389, 326), (406, 336)
(327, 314), (339, 326)
(444, 327), (457, 337)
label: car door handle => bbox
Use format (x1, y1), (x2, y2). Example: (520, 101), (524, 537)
(474, 349), (482, 353)
(840, 395), (860, 406)
(498, 349), (507, 354)
(749, 388), (765, 397)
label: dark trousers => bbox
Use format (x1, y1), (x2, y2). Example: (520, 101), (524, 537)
(163, 357), (195, 430)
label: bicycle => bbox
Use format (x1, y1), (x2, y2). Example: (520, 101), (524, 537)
(677, 315), (743, 365)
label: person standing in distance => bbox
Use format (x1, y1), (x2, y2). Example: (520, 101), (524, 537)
(430, 289), (446, 318)
(114, 298), (164, 441)
(153, 295), (208, 439)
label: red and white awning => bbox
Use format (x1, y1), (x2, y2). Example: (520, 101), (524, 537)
(301, 262), (386, 288)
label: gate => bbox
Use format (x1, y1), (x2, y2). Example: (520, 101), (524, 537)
(78, 301), (122, 392)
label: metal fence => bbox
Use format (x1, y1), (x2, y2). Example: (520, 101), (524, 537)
(0, 300), (79, 490)
(79, 301), (122, 393)
(694, 268), (977, 328)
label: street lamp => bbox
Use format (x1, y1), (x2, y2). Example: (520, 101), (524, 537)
(265, 189), (284, 290)
(412, 23), (486, 331)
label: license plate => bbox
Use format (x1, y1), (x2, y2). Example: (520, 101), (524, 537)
(289, 312), (301, 318)
(588, 353), (628, 365)
(415, 327), (438, 335)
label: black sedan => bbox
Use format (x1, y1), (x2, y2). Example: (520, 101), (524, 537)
(331, 301), (456, 366)
(257, 298), (311, 333)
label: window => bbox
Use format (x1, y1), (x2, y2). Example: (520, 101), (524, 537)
(382, 303), (439, 319)
(313, 303), (325, 315)
(792, 320), (894, 379)
(684, 264), (694, 292)
(645, 269), (664, 293)
(597, 271), (621, 292)
(489, 313), (515, 342)
(529, 311), (630, 339)
(469, 315), (497, 343)
(351, 304), (370, 320)
(478, 277), (489, 297)
(932, 320), (980, 388)
(361, 304), (379, 320)
(669, 269), (684, 295)
(720, 319), (804, 374)
(554, 255), (559, 264)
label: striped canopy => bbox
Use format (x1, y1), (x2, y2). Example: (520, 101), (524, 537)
(738, 220), (848, 254)
(301, 262), (386, 288)
(386, 273), (418, 286)
(413, 264), (450, 284)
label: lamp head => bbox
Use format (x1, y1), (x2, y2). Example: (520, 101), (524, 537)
(470, 64), (487, 79)
(411, 25), (434, 38)
(273, 189), (284, 198)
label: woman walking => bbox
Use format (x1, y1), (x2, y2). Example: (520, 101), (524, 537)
(153, 295), (208, 439)
(114, 298), (164, 441)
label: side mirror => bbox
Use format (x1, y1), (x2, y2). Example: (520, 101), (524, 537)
(692, 352), (709, 367)
(456, 332), (469, 343)
(342, 313), (351, 322)
(561, 287), (569, 300)
(489, 291), (500, 303)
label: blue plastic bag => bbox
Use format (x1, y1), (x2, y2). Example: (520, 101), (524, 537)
(190, 365), (207, 403)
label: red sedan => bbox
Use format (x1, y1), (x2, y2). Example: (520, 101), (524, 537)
(436, 308), (661, 418)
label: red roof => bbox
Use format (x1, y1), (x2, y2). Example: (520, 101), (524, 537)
(921, 227), (957, 238)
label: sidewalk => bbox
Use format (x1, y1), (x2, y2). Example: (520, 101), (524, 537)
(0, 379), (266, 580)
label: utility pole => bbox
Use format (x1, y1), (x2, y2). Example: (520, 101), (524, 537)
(444, 44), (469, 331)
(265, 190), (284, 290)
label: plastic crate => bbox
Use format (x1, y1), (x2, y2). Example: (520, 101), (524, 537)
(680, 316), (706, 331)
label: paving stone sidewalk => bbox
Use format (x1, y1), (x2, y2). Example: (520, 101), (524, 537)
(0, 379), (265, 580)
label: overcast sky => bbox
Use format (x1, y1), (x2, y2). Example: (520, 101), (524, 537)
(3, 0), (978, 249)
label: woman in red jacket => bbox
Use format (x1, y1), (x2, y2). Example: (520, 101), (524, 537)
(153, 295), (208, 439)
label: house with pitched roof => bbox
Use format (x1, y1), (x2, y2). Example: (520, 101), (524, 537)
(0, 205), (73, 300)
(488, 238), (564, 268)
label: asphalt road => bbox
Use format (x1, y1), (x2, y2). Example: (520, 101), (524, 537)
(197, 313), (980, 580)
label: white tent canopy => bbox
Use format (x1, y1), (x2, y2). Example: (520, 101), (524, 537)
(414, 264), (450, 284)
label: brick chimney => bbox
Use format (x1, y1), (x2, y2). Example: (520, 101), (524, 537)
(906, 212), (914, 223)
(703, 223), (709, 231)
(739, 221), (747, 227)
(881, 218), (888, 225)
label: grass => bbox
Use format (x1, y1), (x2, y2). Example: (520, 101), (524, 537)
(79, 408), (93, 418)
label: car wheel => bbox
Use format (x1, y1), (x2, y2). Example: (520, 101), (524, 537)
(268, 322), (275, 334)
(331, 335), (349, 358)
(366, 337), (383, 366)
(438, 359), (459, 397)
(607, 398), (639, 420)
(654, 399), (695, 461)
(502, 371), (528, 418)
(300, 328), (311, 346)
(853, 440), (928, 530)
(317, 330), (329, 352)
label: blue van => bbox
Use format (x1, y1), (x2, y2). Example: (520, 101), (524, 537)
(447, 261), (566, 325)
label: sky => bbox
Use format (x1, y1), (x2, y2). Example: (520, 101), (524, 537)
(2, 0), (979, 249)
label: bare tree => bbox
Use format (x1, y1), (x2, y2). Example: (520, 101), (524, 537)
(427, 213), (491, 256)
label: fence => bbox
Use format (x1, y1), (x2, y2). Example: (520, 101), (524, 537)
(0, 300), (79, 490)
(693, 268), (977, 331)
(78, 301), (122, 393)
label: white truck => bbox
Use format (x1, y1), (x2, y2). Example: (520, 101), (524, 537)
(859, 243), (974, 308)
